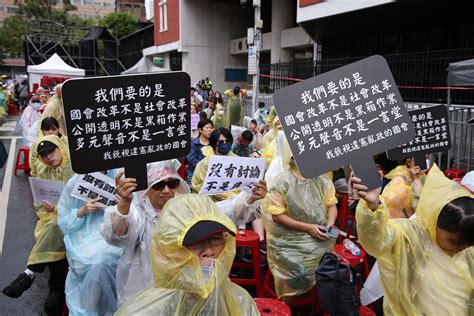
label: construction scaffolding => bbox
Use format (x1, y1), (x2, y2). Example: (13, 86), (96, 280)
(23, 20), (126, 76)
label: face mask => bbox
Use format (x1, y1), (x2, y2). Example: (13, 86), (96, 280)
(218, 110), (224, 116)
(217, 143), (232, 155)
(31, 102), (42, 110)
(201, 261), (214, 284)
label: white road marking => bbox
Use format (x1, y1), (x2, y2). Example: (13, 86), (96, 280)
(0, 138), (17, 255)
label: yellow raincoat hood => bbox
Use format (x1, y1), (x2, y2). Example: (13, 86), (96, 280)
(356, 164), (474, 315)
(416, 164), (473, 244)
(35, 134), (73, 183)
(116, 194), (259, 315)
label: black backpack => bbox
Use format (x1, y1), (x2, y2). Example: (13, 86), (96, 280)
(316, 252), (360, 315)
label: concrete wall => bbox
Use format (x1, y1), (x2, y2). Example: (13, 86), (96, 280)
(180, 0), (251, 92)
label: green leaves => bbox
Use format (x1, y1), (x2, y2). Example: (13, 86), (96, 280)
(100, 12), (137, 40)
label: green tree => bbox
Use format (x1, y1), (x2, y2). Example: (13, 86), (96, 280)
(100, 12), (137, 39)
(0, 0), (91, 61)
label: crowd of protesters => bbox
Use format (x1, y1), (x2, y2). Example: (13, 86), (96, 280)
(0, 76), (473, 316)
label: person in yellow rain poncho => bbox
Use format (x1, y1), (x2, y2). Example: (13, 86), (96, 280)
(211, 102), (226, 129)
(41, 84), (67, 136)
(29, 117), (68, 177)
(262, 138), (338, 304)
(2, 134), (74, 314)
(192, 127), (239, 201)
(116, 194), (259, 315)
(224, 86), (246, 127)
(353, 164), (474, 315)
(381, 159), (426, 219)
(261, 116), (282, 169)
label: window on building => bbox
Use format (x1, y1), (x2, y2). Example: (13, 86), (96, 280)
(159, 0), (168, 32)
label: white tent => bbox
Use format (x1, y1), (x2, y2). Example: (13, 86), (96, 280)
(27, 53), (86, 90)
(121, 57), (169, 74)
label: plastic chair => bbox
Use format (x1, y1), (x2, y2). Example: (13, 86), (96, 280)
(255, 298), (291, 315)
(336, 192), (356, 240)
(7, 103), (18, 116)
(14, 146), (30, 176)
(262, 269), (318, 308)
(333, 244), (370, 281)
(230, 229), (262, 297)
(323, 306), (375, 316)
(444, 168), (466, 179)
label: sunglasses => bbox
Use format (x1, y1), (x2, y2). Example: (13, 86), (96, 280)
(217, 139), (232, 145)
(151, 178), (181, 191)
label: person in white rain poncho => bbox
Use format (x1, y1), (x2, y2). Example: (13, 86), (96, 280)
(101, 160), (266, 306)
(57, 170), (123, 316)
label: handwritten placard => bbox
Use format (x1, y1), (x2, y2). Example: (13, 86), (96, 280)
(29, 178), (65, 204)
(199, 156), (265, 195)
(273, 55), (415, 189)
(71, 172), (117, 208)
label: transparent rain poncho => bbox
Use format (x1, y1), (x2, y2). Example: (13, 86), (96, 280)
(262, 138), (337, 298)
(57, 170), (124, 316)
(115, 194), (259, 315)
(382, 165), (426, 218)
(29, 132), (68, 178)
(356, 164), (474, 315)
(211, 103), (226, 129)
(264, 130), (286, 188)
(101, 161), (190, 306)
(224, 89), (246, 127)
(27, 134), (75, 266)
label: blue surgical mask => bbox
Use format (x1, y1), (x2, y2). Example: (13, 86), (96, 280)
(217, 143), (232, 155)
(31, 102), (42, 110)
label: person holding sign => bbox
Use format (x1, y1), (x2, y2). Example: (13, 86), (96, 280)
(57, 170), (123, 316)
(3, 135), (74, 314)
(103, 159), (266, 306)
(262, 138), (338, 305)
(186, 119), (214, 188)
(352, 165), (473, 315)
(115, 194), (259, 315)
(101, 161), (190, 307)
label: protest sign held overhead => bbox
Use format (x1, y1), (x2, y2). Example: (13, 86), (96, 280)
(62, 72), (191, 190)
(387, 104), (451, 169)
(29, 178), (65, 204)
(273, 55), (415, 189)
(199, 156), (266, 195)
(71, 172), (117, 208)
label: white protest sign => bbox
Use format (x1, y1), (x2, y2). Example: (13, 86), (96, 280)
(71, 172), (117, 208)
(191, 114), (200, 130)
(199, 156), (265, 195)
(29, 178), (65, 204)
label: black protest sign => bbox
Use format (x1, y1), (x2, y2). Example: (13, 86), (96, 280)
(386, 104), (451, 169)
(62, 72), (191, 190)
(273, 55), (415, 189)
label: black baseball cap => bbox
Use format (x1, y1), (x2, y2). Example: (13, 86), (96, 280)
(37, 140), (57, 156)
(182, 220), (235, 247)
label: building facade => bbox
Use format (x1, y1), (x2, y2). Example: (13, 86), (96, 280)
(116, 0), (146, 21)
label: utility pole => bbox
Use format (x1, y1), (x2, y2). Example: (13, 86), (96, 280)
(248, 0), (262, 117)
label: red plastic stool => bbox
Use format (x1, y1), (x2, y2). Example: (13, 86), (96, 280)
(14, 146), (31, 176)
(336, 192), (356, 240)
(230, 229), (262, 297)
(7, 103), (18, 116)
(262, 269), (319, 307)
(333, 244), (370, 281)
(255, 298), (291, 315)
(323, 306), (375, 316)
(444, 168), (466, 179)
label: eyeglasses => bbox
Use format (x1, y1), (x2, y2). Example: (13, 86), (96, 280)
(151, 178), (181, 191)
(217, 139), (232, 145)
(186, 233), (228, 250)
